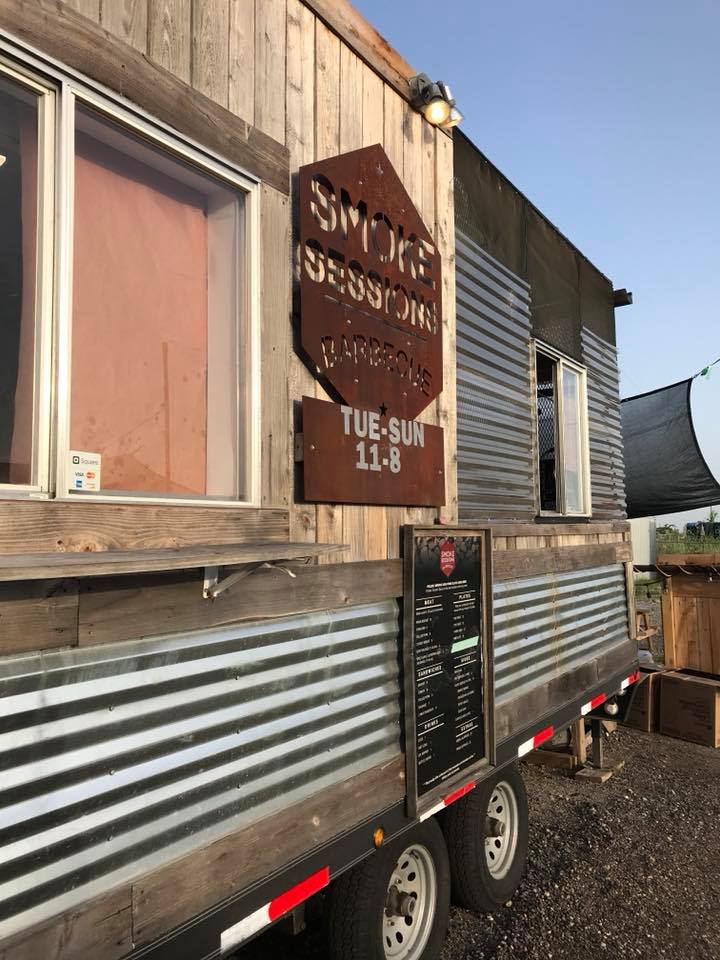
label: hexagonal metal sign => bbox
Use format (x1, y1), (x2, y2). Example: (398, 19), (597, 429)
(298, 144), (443, 421)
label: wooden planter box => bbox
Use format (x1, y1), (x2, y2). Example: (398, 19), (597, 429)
(659, 556), (720, 674)
(659, 670), (720, 748)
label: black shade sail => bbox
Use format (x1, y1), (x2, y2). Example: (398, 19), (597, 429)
(621, 378), (720, 518)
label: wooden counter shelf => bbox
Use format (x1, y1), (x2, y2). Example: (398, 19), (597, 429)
(0, 542), (348, 583)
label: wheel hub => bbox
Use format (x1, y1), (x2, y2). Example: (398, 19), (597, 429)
(485, 781), (520, 880)
(383, 844), (437, 959)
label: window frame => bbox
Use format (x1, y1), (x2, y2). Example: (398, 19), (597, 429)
(0, 58), (56, 499)
(532, 340), (592, 518)
(0, 44), (262, 508)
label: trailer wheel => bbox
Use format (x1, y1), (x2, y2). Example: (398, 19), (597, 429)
(441, 764), (528, 913)
(326, 818), (450, 960)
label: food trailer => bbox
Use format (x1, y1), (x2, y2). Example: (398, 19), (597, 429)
(0, 2), (637, 959)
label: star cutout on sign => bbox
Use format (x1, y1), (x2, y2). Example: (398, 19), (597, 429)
(379, 403), (388, 417)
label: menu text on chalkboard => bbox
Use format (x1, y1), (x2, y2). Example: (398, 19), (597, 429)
(403, 526), (493, 816)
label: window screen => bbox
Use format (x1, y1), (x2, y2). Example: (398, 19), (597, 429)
(0, 74), (40, 486)
(70, 106), (244, 499)
(535, 346), (590, 516)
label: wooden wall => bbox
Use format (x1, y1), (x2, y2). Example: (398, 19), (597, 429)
(661, 573), (720, 674)
(54, 0), (457, 564)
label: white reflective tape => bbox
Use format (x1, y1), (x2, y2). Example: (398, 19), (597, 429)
(518, 737), (534, 757)
(580, 702), (592, 716)
(221, 904), (270, 953)
(419, 800), (444, 822)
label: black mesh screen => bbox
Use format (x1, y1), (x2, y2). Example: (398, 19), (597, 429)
(621, 379), (720, 518)
(526, 206), (581, 360)
(453, 130), (525, 278)
(454, 131), (615, 361)
(580, 258), (615, 345)
(536, 351), (557, 511)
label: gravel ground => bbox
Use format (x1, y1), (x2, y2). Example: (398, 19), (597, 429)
(236, 727), (720, 960)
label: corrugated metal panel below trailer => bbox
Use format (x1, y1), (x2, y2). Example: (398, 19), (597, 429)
(493, 564), (632, 740)
(455, 230), (537, 521)
(0, 601), (401, 941)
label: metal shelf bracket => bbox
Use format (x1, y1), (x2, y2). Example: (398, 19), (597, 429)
(203, 561), (298, 600)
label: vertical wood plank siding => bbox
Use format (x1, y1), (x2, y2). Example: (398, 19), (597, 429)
(50, 0), (457, 562)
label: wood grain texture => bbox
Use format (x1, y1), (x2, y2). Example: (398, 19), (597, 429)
(0, 580), (78, 654)
(381, 84), (405, 559)
(229, 0), (255, 121)
(316, 502), (344, 563)
(493, 543), (633, 582)
(300, 0), (416, 104)
(0, 501), (288, 553)
(663, 577), (720, 673)
(0, 887), (131, 960)
(78, 558), (401, 645)
(148, 0), (191, 82)
(285, 0), (314, 164)
(435, 128), (457, 524)
(100, 0), (148, 51)
(489, 521), (629, 538)
(261, 183), (292, 508)
(286, 0), (317, 545)
(312, 18), (342, 554)
(314, 18), (340, 160)
(0, 541), (344, 583)
(0, 0), (289, 194)
(661, 581), (676, 667)
(132, 755), (405, 944)
(63, 0), (100, 19)
(361, 61), (383, 146)
(255, 0), (286, 142)
(191, 0), (230, 105)
(339, 43), (362, 152)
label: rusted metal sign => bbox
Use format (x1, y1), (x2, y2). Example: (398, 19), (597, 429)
(299, 144), (443, 422)
(302, 397), (445, 507)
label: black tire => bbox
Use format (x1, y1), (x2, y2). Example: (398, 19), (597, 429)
(440, 764), (528, 913)
(326, 818), (451, 960)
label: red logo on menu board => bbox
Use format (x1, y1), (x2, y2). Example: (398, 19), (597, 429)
(439, 539), (455, 577)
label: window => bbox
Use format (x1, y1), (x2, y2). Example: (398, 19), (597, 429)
(0, 67), (53, 491)
(535, 345), (590, 516)
(70, 106), (247, 500)
(0, 52), (259, 504)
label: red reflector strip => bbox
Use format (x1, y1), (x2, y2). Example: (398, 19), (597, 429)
(533, 725), (554, 748)
(268, 866), (330, 921)
(443, 780), (475, 807)
(620, 670), (641, 692)
(518, 724), (554, 757)
(221, 866), (330, 951)
(591, 692), (607, 709)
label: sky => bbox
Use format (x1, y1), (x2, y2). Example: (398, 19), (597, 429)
(354, 0), (720, 528)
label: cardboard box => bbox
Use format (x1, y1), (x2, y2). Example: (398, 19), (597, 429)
(622, 666), (667, 733)
(659, 671), (720, 748)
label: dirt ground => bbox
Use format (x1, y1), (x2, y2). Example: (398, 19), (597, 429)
(236, 726), (720, 960)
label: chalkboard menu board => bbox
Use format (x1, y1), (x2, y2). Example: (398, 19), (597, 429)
(403, 526), (494, 817)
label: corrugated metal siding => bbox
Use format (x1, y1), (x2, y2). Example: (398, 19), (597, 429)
(493, 564), (629, 708)
(455, 230), (536, 520)
(0, 601), (401, 941)
(582, 327), (627, 518)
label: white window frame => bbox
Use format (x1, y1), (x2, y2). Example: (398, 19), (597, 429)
(0, 42), (262, 508)
(0, 58), (56, 499)
(532, 340), (591, 518)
